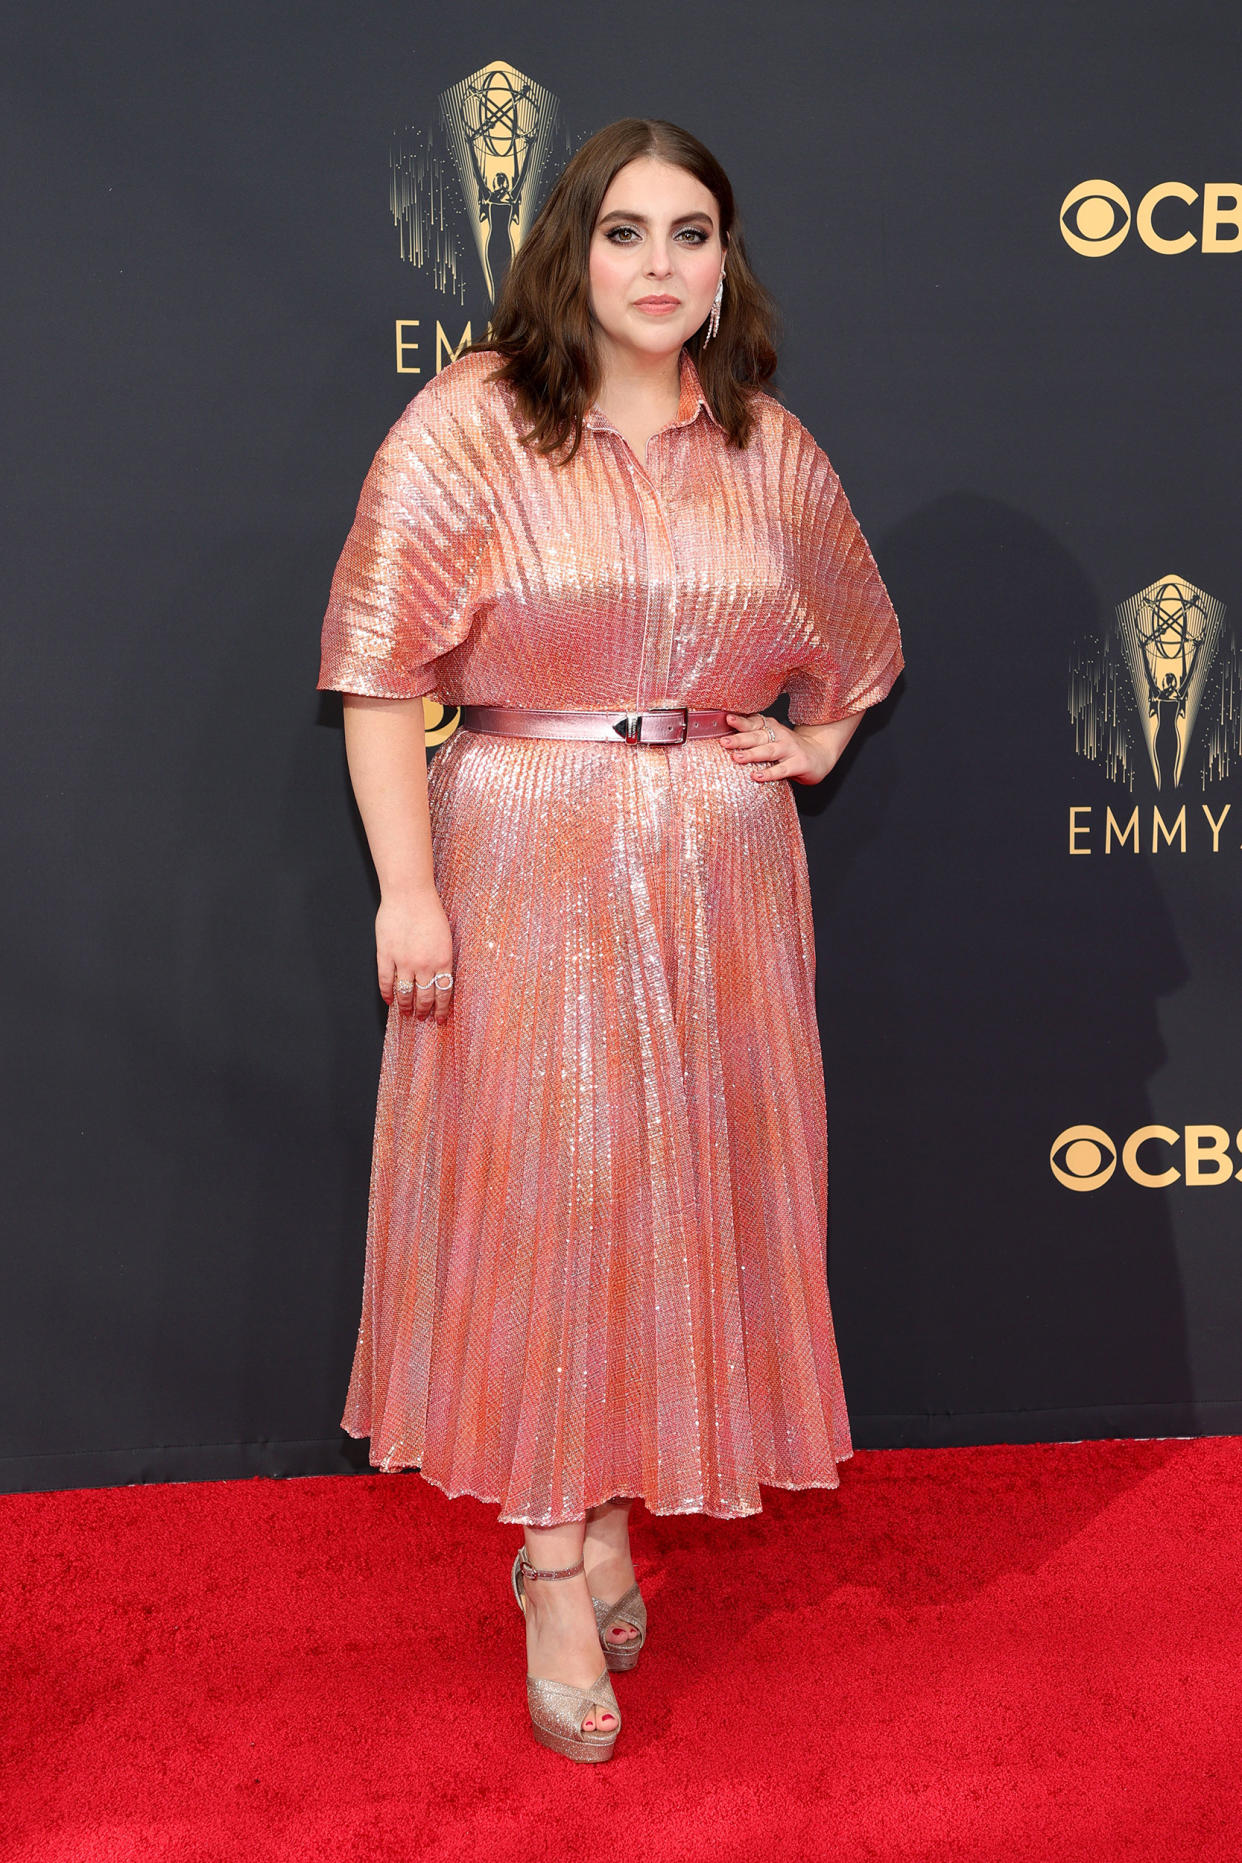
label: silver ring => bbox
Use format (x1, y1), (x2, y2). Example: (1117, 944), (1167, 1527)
(395, 978), (414, 994)
(432, 971), (454, 988)
(765, 722), (776, 743)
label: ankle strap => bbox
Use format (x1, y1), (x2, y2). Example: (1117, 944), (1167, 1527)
(518, 1547), (585, 1581)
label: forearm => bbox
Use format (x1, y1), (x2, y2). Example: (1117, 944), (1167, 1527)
(341, 694), (436, 898)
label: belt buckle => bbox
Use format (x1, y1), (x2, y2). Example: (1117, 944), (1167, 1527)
(641, 705), (690, 746)
(614, 706), (689, 745)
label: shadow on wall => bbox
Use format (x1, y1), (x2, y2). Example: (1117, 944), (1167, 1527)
(797, 489), (1194, 1447)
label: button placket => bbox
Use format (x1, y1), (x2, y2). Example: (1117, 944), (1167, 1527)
(588, 391), (703, 718)
(611, 440), (658, 716)
(618, 434), (679, 714)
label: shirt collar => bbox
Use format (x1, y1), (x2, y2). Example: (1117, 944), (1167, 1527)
(584, 346), (724, 434)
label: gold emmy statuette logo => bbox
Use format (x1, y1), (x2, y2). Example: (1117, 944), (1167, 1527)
(390, 61), (571, 377)
(1067, 574), (1239, 853)
(1050, 1125), (1242, 1189)
(1115, 577), (1226, 791)
(1059, 179), (1242, 254)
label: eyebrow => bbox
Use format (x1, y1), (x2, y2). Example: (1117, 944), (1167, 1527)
(596, 209), (715, 227)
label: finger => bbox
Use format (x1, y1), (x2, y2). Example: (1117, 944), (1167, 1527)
(725, 713), (780, 755)
(750, 754), (798, 781)
(433, 982), (454, 1024)
(735, 731), (786, 762)
(379, 962), (396, 1006)
(752, 745), (800, 775)
(725, 711), (765, 740)
(394, 974), (418, 1016)
(727, 727), (773, 756)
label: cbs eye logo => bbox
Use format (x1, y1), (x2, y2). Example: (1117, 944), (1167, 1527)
(1059, 179), (1242, 255)
(1050, 1124), (1242, 1190)
(1050, 1125), (1117, 1190)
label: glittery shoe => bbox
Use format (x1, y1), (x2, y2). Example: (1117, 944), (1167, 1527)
(591, 1577), (647, 1672)
(511, 1546), (622, 1763)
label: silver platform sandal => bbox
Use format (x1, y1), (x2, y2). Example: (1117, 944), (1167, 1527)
(591, 1578), (648, 1672)
(511, 1545), (623, 1763)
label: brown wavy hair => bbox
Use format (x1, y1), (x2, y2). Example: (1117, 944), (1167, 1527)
(462, 117), (781, 463)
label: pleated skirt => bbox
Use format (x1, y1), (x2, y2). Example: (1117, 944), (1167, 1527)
(340, 726), (853, 1524)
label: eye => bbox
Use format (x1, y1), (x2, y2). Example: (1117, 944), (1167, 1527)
(1049, 1125), (1117, 1191)
(602, 226), (711, 244)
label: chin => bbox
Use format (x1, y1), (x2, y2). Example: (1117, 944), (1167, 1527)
(627, 323), (691, 352)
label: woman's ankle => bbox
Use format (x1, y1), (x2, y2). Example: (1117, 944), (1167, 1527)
(583, 1520), (634, 1573)
(523, 1519), (586, 1573)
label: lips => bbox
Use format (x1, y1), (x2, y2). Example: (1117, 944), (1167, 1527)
(634, 297), (680, 310)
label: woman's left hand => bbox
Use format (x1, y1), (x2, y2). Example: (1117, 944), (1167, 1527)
(724, 712), (831, 787)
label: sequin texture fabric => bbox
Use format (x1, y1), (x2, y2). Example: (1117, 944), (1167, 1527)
(318, 346), (903, 1524)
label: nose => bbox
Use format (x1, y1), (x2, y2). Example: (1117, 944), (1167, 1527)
(644, 240), (675, 278)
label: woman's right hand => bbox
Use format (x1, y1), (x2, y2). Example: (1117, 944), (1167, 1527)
(375, 886), (455, 1023)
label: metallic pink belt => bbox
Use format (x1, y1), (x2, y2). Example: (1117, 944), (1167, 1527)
(458, 704), (733, 746)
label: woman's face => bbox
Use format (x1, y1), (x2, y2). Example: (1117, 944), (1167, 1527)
(588, 156), (724, 367)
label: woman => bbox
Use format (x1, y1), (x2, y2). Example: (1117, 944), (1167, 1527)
(318, 118), (903, 1763)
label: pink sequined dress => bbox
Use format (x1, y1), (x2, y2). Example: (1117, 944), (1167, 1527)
(317, 345), (903, 1525)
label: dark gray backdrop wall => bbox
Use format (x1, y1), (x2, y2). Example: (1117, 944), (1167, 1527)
(4, 1), (1240, 1493)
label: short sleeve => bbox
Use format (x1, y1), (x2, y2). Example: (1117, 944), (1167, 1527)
(317, 369), (492, 699)
(784, 436), (904, 727)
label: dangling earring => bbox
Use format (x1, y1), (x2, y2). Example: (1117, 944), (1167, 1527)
(703, 263), (726, 344)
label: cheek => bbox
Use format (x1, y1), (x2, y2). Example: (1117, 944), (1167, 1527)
(589, 243), (629, 300)
(685, 250), (721, 296)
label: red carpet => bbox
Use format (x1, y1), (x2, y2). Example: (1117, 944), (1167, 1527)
(2, 1438), (1239, 1862)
